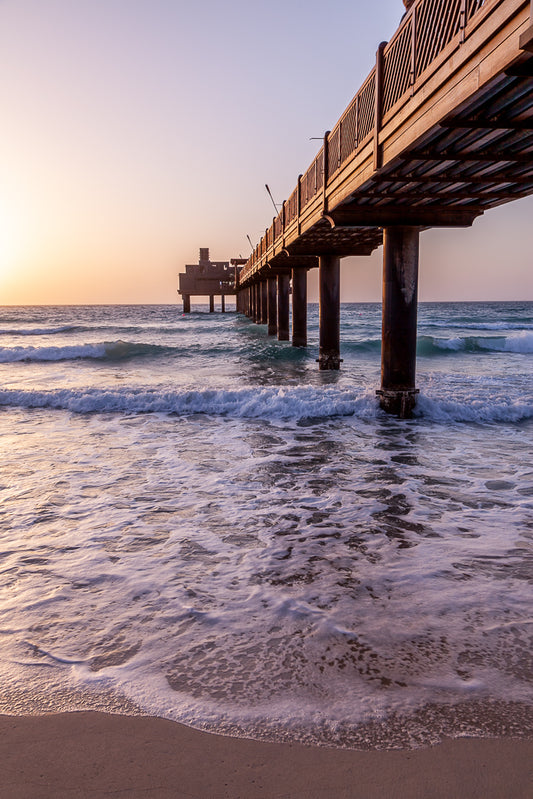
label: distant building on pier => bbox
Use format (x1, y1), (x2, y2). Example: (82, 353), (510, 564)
(178, 248), (246, 313)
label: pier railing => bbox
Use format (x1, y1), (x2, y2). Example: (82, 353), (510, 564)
(245, 0), (492, 278)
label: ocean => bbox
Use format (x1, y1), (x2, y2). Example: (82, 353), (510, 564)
(0, 301), (531, 749)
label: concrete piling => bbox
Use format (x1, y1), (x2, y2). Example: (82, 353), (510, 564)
(318, 255), (341, 369)
(277, 274), (290, 341)
(267, 277), (277, 336)
(291, 268), (307, 347)
(378, 226), (420, 417)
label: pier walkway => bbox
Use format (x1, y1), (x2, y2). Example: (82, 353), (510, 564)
(234, 0), (533, 415)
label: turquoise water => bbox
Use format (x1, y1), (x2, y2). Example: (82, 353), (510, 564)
(0, 302), (531, 748)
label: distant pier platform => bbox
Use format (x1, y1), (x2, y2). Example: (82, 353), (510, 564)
(178, 248), (246, 313)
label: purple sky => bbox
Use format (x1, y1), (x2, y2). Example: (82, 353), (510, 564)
(1, 0), (532, 303)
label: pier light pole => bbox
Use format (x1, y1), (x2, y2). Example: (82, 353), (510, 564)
(378, 226), (420, 417)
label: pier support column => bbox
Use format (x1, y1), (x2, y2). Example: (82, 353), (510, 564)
(261, 280), (268, 324)
(254, 283), (261, 323)
(277, 274), (290, 341)
(378, 226), (420, 418)
(267, 277), (277, 336)
(183, 295), (191, 314)
(209, 295), (215, 313)
(221, 294), (225, 313)
(318, 255), (341, 369)
(291, 268), (307, 347)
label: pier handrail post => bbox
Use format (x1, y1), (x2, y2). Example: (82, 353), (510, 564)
(519, 0), (533, 51)
(459, 0), (467, 44)
(410, 3), (417, 93)
(322, 131), (331, 214)
(373, 41), (387, 172)
(297, 174), (302, 236)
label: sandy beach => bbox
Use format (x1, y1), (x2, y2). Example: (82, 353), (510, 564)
(1, 712), (531, 798)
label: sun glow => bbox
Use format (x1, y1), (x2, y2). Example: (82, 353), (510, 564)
(0, 201), (25, 279)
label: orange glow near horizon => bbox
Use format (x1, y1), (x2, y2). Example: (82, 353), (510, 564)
(0, 0), (532, 307)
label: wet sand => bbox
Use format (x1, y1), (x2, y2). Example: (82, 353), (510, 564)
(1, 712), (532, 798)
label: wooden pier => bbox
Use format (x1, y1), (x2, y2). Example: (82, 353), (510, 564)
(235, 0), (533, 416)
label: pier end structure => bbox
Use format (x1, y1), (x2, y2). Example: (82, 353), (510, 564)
(178, 248), (246, 312)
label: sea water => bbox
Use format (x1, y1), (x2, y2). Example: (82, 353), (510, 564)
(0, 301), (531, 748)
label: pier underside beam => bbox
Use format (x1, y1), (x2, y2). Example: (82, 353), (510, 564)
(291, 268), (307, 347)
(318, 255), (341, 370)
(277, 275), (290, 341)
(267, 277), (277, 336)
(378, 226), (420, 418)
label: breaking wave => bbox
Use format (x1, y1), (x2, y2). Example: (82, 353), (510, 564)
(0, 386), (375, 419)
(0, 385), (531, 424)
(417, 331), (533, 355)
(0, 340), (175, 362)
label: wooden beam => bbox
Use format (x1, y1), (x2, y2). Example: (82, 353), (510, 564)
(372, 170), (533, 184)
(440, 119), (533, 130)
(358, 187), (532, 200)
(519, 26), (533, 53)
(286, 241), (378, 257)
(407, 149), (533, 163)
(325, 207), (482, 227)
(505, 58), (533, 76)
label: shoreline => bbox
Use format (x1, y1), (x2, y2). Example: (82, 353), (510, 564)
(1, 712), (532, 798)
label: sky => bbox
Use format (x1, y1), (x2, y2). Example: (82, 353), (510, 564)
(0, 0), (532, 305)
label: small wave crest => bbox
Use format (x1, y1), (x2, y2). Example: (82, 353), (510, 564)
(0, 340), (173, 363)
(414, 394), (533, 423)
(1, 385), (531, 424)
(425, 321), (533, 331)
(0, 385), (377, 419)
(0, 325), (80, 336)
(418, 331), (533, 355)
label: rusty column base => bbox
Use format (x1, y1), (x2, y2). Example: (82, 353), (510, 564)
(376, 388), (419, 418)
(317, 352), (343, 370)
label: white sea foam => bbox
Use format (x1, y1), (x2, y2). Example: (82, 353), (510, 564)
(490, 330), (533, 353)
(0, 385), (531, 423)
(414, 394), (533, 423)
(1, 302), (532, 749)
(0, 385), (378, 419)
(427, 331), (533, 353)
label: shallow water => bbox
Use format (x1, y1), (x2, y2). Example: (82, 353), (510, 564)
(0, 302), (531, 748)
